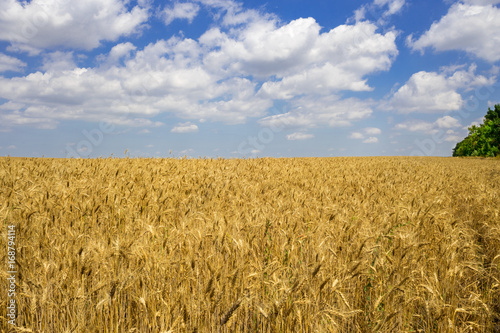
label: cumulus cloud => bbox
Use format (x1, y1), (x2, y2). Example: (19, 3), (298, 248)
(435, 115), (461, 128)
(0, 0), (149, 52)
(0, 100), (60, 131)
(100, 42), (137, 66)
(0, 53), (26, 72)
(350, 127), (382, 142)
(408, 2), (500, 62)
(0, 0), (398, 132)
(161, 2), (200, 25)
(374, 0), (406, 16)
(395, 116), (462, 141)
(463, 0), (500, 4)
(445, 133), (462, 142)
(259, 97), (373, 130)
(171, 122), (199, 133)
(354, 0), (406, 23)
(193, 0), (271, 27)
(0, 42), (272, 130)
(363, 137), (379, 143)
(350, 132), (365, 139)
(41, 51), (76, 72)
(383, 64), (494, 113)
(286, 132), (314, 140)
(255, 20), (398, 95)
(388, 71), (463, 112)
(395, 120), (438, 134)
(365, 127), (382, 135)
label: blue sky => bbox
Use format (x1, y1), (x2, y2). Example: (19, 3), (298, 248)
(0, 0), (499, 158)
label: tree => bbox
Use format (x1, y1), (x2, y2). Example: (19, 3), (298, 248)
(485, 104), (500, 122)
(453, 104), (500, 157)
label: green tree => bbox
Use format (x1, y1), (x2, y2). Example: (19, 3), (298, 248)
(453, 104), (500, 157)
(485, 104), (500, 122)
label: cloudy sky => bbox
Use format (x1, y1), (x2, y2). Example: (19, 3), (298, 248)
(0, 0), (499, 158)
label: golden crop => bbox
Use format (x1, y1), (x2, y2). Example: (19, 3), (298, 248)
(1, 156), (499, 332)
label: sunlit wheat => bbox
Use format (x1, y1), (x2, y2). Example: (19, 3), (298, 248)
(0, 156), (499, 332)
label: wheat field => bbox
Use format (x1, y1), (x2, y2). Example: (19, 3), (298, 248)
(1, 156), (499, 332)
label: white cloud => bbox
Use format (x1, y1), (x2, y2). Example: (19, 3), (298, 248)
(350, 127), (382, 140)
(388, 72), (462, 113)
(286, 132), (314, 140)
(161, 2), (200, 25)
(171, 122), (199, 133)
(254, 20), (398, 95)
(444, 129), (462, 142)
(395, 116), (463, 141)
(374, 0), (406, 16)
(198, 14), (398, 90)
(353, 7), (367, 22)
(445, 64), (494, 89)
(364, 127), (382, 135)
(462, 0), (500, 4)
(101, 42), (137, 66)
(0, 53), (26, 72)
(194, 0), (270, 27)
(445, 135), (462, 142)
(353, 0), (406, 24)
(0, 110), (59, 130)
(363, 137), (379, 143)
(395, 120), (437, 134)
(200, 17), (321, 79)
(409, 3), (500, 62)
(0, 0), (149, 52)
(435, 115), (461, 128)
(0, 1), (398, 132)
(41, 51), (76, 72)
(383, 65), (494, 113)
(350, 132), (365, 139)
(0, 43), (273, 130)
(259, 96), (373, 130)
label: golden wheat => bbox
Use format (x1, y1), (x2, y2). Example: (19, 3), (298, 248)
(0, 156), (499, 332)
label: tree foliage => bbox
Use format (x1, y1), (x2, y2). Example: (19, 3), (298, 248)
(453, 104), (500, 157)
